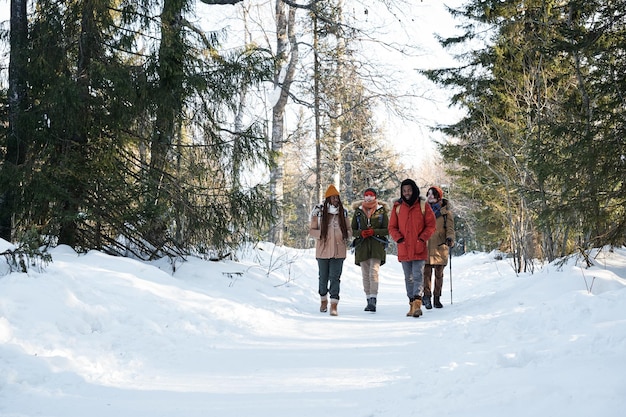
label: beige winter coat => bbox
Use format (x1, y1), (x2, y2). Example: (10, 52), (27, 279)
(426, 199), (455, 265)
(309, 204), (351, 259)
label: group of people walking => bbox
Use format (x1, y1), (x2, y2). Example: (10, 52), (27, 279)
(309, 180), (455, 317)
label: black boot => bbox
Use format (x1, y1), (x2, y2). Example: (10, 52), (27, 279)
(434, 295), (443, 308)
(423, 296), (432, 310)
(365, 297), (376, 312)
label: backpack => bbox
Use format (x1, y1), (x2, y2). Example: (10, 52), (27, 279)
(395, 199), (426, 217)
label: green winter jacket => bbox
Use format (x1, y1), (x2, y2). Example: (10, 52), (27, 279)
(351, 200), (390, 266)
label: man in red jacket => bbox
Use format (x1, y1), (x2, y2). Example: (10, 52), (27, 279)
(388, 179), (436, 317)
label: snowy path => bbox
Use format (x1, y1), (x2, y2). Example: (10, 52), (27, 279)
(1, 244), (626, 416)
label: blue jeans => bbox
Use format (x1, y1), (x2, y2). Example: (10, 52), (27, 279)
(402, 260), (425, 300)
(317, 258), (344, 300)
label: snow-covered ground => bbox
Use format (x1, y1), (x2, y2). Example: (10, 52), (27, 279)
(1, 240), (625, 417)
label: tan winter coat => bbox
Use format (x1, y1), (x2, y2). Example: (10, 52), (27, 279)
(426, 199), (455, 265)
(309, 204), (351, 259)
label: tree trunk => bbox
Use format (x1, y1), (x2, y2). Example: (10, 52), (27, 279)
(330, 0), (344, 192)
(145, 0), (185, 251)
(1, 0), (29, 241)
(313, 14), (322, 203)
(59, 0), (96, 246)
(268, 0), (298, 245)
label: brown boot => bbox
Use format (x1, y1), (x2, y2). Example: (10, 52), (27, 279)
(406, 299), (415, 317)
(320, 295), (328, 313)
(412, 299), (423, 318)
(330, 300), (338, 316)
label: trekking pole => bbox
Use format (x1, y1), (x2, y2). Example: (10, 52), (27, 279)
(449, 248), (453, 305)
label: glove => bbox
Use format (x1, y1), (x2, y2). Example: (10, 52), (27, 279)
(361, 228), (374, 238)
(446, 237), (454, 247)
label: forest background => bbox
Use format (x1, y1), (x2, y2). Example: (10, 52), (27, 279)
(0, 0), (624, 273)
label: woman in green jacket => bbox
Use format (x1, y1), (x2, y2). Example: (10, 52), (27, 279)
(351, 188), (389, 312)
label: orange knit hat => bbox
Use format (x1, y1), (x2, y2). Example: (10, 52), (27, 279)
(429, 186), (444, 200)
(324, 184), (340, 198)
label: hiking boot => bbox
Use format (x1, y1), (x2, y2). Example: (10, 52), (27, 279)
(423, 296), (432, 310)
(412, 299), (423, 318)
(320, 295), (328, 313)
(364, 297), (376, 312)
(330, 300), (338, 316)
(406, 299), (415, 316)
(434, 295), (443, 309)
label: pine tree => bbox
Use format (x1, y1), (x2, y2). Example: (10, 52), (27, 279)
(4, 0), (275, 257)
(425, 0), (626, 263)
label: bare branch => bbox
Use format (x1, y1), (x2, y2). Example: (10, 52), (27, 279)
(198, 0), (244, 5)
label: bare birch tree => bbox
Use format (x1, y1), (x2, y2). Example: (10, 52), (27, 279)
(268, 0), (299, 245)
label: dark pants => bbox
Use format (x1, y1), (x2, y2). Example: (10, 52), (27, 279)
(424, 264), (445, 297)
(317, 258), (344, 300)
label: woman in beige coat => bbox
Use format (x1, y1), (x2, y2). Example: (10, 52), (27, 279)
(424, 186), (455, 309)
(309, 184), (351, 316)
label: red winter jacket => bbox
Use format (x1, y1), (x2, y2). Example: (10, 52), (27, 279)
(388, 198), (436, 262)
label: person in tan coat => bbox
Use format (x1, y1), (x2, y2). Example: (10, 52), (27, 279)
(424, 186), (455, 309)
(309, 184), (351, 316)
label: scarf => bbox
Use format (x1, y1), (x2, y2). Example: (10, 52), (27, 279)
(361, 198), (378, 218)
(430, 201), (442, 218)
(327, 204), (339, 215)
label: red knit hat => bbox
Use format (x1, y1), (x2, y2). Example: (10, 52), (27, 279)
(364, 187), (377, 197)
